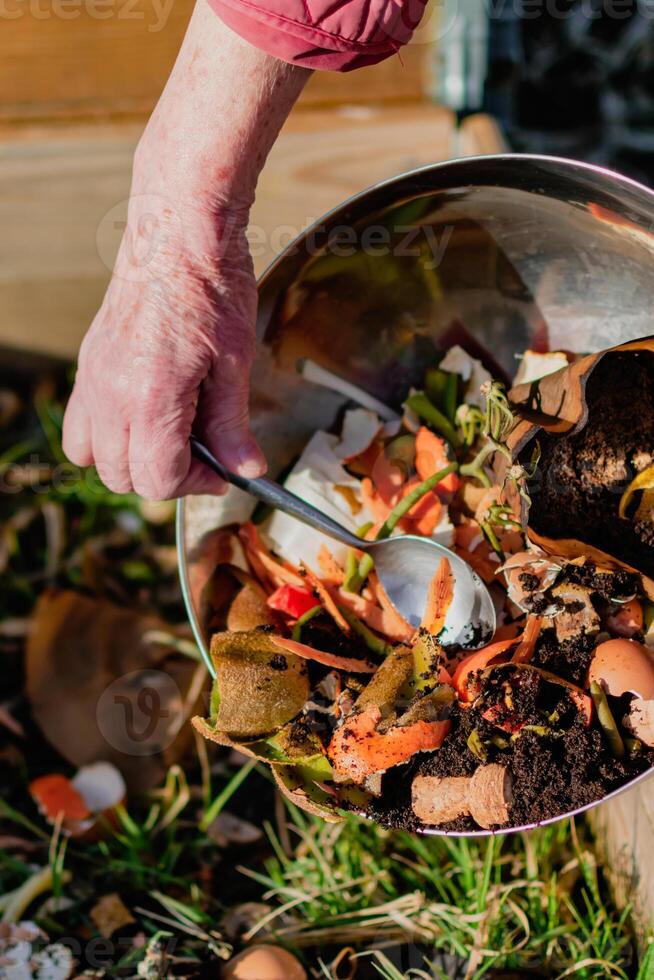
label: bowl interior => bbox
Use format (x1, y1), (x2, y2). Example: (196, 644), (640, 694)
(178, 154), (654, 834)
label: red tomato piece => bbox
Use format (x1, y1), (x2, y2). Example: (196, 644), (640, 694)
(266, 584), (320, 619)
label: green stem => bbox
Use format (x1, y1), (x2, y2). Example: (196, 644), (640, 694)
(481, 521), (504, 559)
(375, 463), (458, 541)
(291, 605), (322, 642)
(461, 465), (491, 488)
(590, 681), (625, 759)
(343, 521), (375, 593)
(460, 438), (511, 487)
(343, 550), (361, 592)
(406, 392), (461, 448)
(356, 553), (375, 588)
(201, 759), (257, 831)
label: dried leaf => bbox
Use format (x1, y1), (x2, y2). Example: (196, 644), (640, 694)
(206, 811), (262, 847)
(90, 893), (135, 939)
(26, 590), (206, 791)
(619, 463), (654, 519)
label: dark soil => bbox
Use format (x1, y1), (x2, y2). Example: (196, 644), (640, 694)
(354, 664), (654, 833)
(300, 609), (372, 662)
(525, 350), (654, 577)
(532, 628), (597, 686)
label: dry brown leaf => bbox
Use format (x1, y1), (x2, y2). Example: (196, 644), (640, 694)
(90, 893), (135, 939)
(26, 590), (206, 791)
(206, 811), (262, 847)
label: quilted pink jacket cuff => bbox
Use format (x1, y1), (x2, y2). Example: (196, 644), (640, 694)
(208, 0), (428, 71)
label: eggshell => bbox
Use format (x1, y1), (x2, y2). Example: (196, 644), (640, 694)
(334, 408), (382, 461)
(439, 345), (492, 408)
(588, 638), (654, 700)
(624, 698), (654, 747)
(221, 945), (307, 980)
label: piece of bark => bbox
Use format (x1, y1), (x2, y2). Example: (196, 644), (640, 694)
(412, 764), (512, 829)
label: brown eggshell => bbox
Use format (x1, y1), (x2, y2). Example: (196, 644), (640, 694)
(221, 945), (307, 980)
(550, 582), (600, 642)
(588, 639), (654, 700)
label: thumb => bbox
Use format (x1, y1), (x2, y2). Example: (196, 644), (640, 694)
(197, 355), (267, 479)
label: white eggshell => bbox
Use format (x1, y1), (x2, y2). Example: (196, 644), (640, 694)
(513, 349), (570, 386)
(72, 761), (126, 813)
(333, 408), (381, 461)
(439, 345), (492, 408)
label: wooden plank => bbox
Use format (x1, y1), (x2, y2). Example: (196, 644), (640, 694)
(589, 785), (654, 952)
(0, 2), (426, 127)
(0, 104), (457, 359)
(0, 0), (195, 124)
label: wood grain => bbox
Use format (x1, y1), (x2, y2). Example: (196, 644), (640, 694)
(0, 105), (459, 358)
(590, 785), (654, 950)
(0, 0), (426, 127)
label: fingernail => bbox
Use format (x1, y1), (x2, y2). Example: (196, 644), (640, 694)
(236, 441), (267, 478)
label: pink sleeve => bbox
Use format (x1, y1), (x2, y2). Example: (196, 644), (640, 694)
(207, 0), (428, 71)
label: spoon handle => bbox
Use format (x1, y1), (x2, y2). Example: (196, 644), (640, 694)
(190, 436), (364, 550)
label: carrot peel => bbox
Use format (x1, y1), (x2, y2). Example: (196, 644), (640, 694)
(270, 635), (376, 674)
(421, 558), (454, 636)
(328, 705), (451, 782)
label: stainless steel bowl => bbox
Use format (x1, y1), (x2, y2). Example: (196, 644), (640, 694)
(177, 153), (654, 835)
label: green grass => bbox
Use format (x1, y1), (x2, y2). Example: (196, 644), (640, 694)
(241, 802), (652, 978)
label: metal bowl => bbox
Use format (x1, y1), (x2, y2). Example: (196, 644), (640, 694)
(177, 153), (654, 835)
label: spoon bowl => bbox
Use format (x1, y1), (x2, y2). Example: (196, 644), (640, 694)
(363, 534), (495, 647)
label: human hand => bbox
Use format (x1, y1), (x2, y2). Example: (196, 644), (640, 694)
(63, 190), (263, 499)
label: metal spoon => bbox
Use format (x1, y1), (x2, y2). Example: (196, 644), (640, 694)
(191, 437), (496, 649)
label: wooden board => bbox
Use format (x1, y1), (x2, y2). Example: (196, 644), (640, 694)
(0, 0), (426, 127)
(589, 784), (654, 951)
(0, 104), (470, 359)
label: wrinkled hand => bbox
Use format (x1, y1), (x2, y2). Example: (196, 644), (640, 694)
(63, 191), (266, 499)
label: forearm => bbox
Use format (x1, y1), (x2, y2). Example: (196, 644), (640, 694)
(134, 0), (311, 213)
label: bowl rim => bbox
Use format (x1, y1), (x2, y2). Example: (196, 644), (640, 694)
(176, 151), (654, 836)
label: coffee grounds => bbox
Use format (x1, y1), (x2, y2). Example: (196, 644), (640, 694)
(532, 627), (597, 686)
(526, 351), (654, 577)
